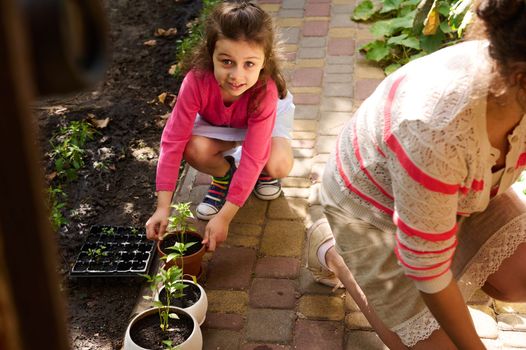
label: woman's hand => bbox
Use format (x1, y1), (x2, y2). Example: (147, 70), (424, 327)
(145, 206), (171, 241)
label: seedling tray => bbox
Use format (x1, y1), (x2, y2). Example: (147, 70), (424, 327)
(71, 225), (155, 278)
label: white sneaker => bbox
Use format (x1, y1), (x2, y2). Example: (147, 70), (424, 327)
(254, 174), (281, 200)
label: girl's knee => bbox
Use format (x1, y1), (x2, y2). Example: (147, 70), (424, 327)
(265, 155), (293, 178)
(183, 136), (213, 163)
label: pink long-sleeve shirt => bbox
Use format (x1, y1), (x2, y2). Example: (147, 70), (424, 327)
(156, 70), (278, 207)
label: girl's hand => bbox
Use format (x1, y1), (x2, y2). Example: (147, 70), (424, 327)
(202, 214), (230, 251)
(145, 206), (171, 241)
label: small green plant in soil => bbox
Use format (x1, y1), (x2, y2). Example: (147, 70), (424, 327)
(49, 120), (95, 180)
(163, 202), (197, 268)
(101, 226), (116, 237)
(352, 0), (473, 74)
(47, 186), (68, 230)
(87, 245), (108, 260)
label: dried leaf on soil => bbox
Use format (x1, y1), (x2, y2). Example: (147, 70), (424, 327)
(143, 39), (157, 46)
(158, 92), (168, 104)
(155, 28), (178, 37)
(88, 114), (110, 128)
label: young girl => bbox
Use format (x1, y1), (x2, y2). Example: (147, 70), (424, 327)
(145, 1), (294, 251)
(308, 0), (526, 348)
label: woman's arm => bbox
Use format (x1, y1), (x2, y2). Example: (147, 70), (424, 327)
(421, 280), (485, 349)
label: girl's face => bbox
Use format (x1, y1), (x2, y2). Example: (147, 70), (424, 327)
(212, 38), (265, 103)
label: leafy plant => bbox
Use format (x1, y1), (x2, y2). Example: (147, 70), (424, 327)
(101, 226), (116, 237)
(50, 120), (95, 180)
(163, 202), (197, 266)
(352, 0), (473, 74)
(47, 186), (68, 230)
(87, 245), (108, 260)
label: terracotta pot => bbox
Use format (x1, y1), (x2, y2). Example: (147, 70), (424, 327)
(157, 231), (205, 278)
(156, 280), (208, 325)
(123, 307), (202, 350)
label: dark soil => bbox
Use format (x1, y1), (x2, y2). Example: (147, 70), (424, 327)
(130, 309), (194, 349)
(159, 231), (204, 256)
(159, 282), (201, 308)
(35, 0), (202, 348)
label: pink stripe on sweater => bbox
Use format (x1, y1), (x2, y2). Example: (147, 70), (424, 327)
(516, 152), (526, 169)
(352, 120), (394, 200)
(394, 213), (457, 241)
(336, 135), (394, 216)
(405, 264), (451, 281)
(396, 235), (457, 255)
(394, 245), (452, 271)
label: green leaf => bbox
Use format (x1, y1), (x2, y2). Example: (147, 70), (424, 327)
(387, 34), (421, 49)
(352, 0), (378, 21)
(437, 0), (450, 16)
(439, 21), (452, 33)
(419, 29), (445, 52)
(168, 313), (179, 319)
(361, 40), (391, 62)
(384, 63), (402, 75)
(370, 10), (416, 37)
(379, 0), (403, 14)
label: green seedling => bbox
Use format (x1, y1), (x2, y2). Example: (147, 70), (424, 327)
(86, 245), (108, 260)
(162, 340), (179, 350)
(163, 202), (197, 271)
(130, 227), (140, 236)
(101, 226), (116, 237)
(47, 186), (68, 230)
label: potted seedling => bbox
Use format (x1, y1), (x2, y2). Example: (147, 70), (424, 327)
(124, 262), (202, 349)
(157, 202), (205, 278)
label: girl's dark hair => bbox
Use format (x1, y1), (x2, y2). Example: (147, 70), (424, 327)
(182, 0), (287, 99)
(472, 0), (526, 87)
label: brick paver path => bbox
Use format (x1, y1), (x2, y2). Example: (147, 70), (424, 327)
(136, 0), (526, 348)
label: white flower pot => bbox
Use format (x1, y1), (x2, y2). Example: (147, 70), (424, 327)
(123, 307), (202, 350)
(156, 280), (208, 326)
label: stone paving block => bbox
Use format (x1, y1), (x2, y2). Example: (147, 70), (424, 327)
(268, 196), (308, 219)
(303, 20), (329, 37)
(203, 312), (245, 330)
(255, 256), (301, 278)
(328, 37), (355, 56)
(299, 295), (345, 320)
(330, 14), (357, 28)
(324, 73), (353, 84)
(260, 3), (281, 12)
(324, 82), (354, 97)
(319, 112), (348, 135)
(246, 309), (296, 342)
(293, 147), (316, 158)
(283, 43), (299, 53)
(291, 67), (323, 87)
(495, 301), (526, 314)
(280, 27), (301, 44)
(298, 47), (326, 59)
(345, 331), (388, 350)
(469, 307), (498, 339)
(207, 290), (248, 313)
(233, 195), (268, 224)
(225, 234), (260, 249)
(281, 177), (312, 188)
(294, 105), (319, 119)
(278, 8), (305, 17)
(249, 278), (298, 309)
(344, 291), (360, 312)
(305, 3), (330, 16)
(355, 79), (381, 100)
(242, 344), (291, 350)
(332, 4), (354, 14)
(296, 58), (325, 67)
(299, 37), (327, 48)
(189, 184), (209, 204)
(288, 157), (313, 177)
(259, 0), (282, 3)
(500, 330), (526, 348)
(289, 86), (322, 95)
(282, 0), (305, 9)
(468, 289), (493, 305)
(293, 319), (344, 350)
(481, 338), (502, 350)
(277, 18), (303, 27)
(321, 96), (354, 112)
(316, 135), (338, 153)
(230, 222), (263, 237)
(308, 0), (331, 3)
(261, 220), (305, 257)
(305, 203), (325, 225)
(202, 329), (241, 350)
(310, 162), (326, 182)
(312, 153), (330, 164)
(345, 311), (373, 330)
(497, 314), (526, 331)
(327, 55), (354, 64)
(292, 131), (316, 140)
(195, 171), (211, 185)
(329, 27), (355, 38)
(355, 61), (385, 80)
(326, 64), (354, 74)
(290, 138), (316, 149)
(293, 93), (321, 105)
(293, 119), (318, 131)
(206, 247), (257, 289)
(282, 187), (311, 198)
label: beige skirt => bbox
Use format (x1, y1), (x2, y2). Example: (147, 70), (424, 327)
(321, 182), (526, 347)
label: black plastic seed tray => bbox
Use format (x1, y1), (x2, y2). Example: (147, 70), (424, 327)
(71, 225), (155, 278)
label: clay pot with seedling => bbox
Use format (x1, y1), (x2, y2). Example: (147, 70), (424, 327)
(157, 202), (205, 278)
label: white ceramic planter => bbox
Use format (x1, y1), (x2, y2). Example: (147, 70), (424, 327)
(123, 307), (202, 350)
(156, 280), (208, 326)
